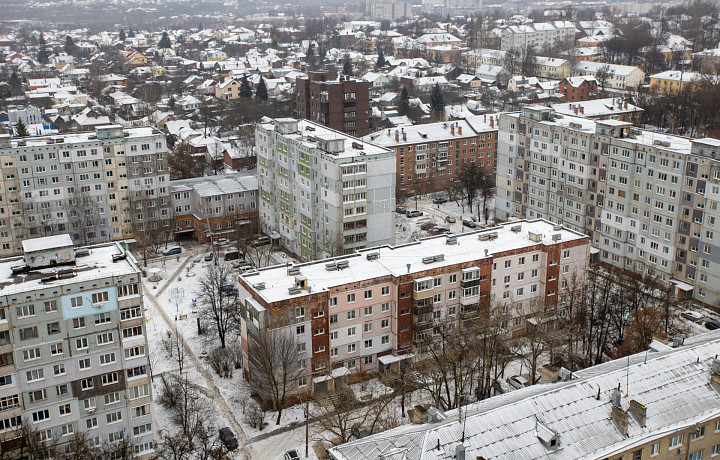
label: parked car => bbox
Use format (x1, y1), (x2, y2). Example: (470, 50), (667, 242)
(220, 284), (236, 293)
(435, 227), (451, 234)
(406, 210), (423, 217)
(396, 207), (407, 215)
(223, 250), (240, 261)
(420, 222), (436, 231)
(681, 310), (704, 322)
(445, 216), (457, 223)
(237, 265), (255, 274)
(250, 236), (271, 247)
(432, 197), (447, 204)
(284, 450), (300, 460)
(219, 427), (238, 450)
(231, 259), (250, 268)
(462, 220), (477, 228)
(705, 320), (720, 331)
(507, 375), (530, 390)
(204, 252), (214, 262)
(163, 247), (182, 256)
(213, 238), (230, 246)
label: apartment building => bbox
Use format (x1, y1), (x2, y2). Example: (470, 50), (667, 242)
(170, 171), (259, 243)
(329, 330), (720, 460)
(0, 235), (153, 457)
(495, 105), (720, 304)
(0, 126), (171, 257)
(255, 118), (395, 261)
(362, 117), (497, 197)
(366, 0), (411, 20)
(572, 61), (646, 91)
(238, 219), (589, 403)
(295, 70), (372, 137)
(500, 22), (578, 53)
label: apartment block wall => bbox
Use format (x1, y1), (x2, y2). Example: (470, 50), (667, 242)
(496, 107), (720, 304)
(0, 127), (171, 257)
(238, 221), (590, 406)
(0, 247), (153, 457)
(255, 119), (395, 261)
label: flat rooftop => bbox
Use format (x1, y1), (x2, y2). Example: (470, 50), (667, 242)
(170, 171), (258, 197)
(507, 111), (695, 155)
(259, 119), (391, 159)
(2, 126), (159, 149)
(0, 242), (137, 296)
(241, 219), (587, 304)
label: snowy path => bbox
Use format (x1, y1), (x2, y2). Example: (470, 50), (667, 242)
(142, 254), (255, 460)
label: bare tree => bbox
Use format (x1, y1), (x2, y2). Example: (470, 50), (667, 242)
(158, 373), (212, 450)
(195, 262), (238, 349)
(162, 328), (187, 375)
(247, 327), (303, 425)
(168, 141), (204, 180)
(312, 380), (396, 445)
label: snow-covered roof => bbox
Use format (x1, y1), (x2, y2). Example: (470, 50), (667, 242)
(242, 220), (586, 304)
(22, 234), (74, 253)
(573, 61), (642, 76)
(330, 330), (720, 460)
(170, 171), (258, 197)
(551, 98), (642, 118)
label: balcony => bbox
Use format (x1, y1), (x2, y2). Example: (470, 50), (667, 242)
(460, 294), (479, 307)
(414, 321), (432, 332)
(413, 276), (434, 300)
(414, 303), (433, 316)
(460, 306), (479, 319)
(460, 278), (479, 289)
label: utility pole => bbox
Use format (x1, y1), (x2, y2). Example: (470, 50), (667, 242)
(305, 398), (309, 458)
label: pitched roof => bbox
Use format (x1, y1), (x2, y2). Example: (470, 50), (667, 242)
(330, 331), (720, 460)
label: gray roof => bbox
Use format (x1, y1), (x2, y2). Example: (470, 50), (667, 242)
(170, 171), (258, 197)
(329, 331), (720, 460)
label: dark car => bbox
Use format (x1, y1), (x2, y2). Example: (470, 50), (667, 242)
(705, 320), (720, 331)
(219, 427), (238, 450)
(435, 227), (451, 234)
(223, 250), (240, 261)
(204, 252), (214, 262)
(284, 450), (300, 460)
(462, 220), (477, 228)
(432, 197), (447, 204)
(396, 207), (407, 215)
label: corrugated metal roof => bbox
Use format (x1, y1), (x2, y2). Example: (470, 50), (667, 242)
(330, 331), (720, 460)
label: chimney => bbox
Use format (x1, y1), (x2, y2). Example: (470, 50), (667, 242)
(451, 125), (455, 135)
(395, 130), (399, 142)
(455, 444), (465, 460)
(711, 358), (720, 392)
(610, 388), (628, 435)
(490, 118), (494, 128)
(458, 125), (462, 135)
(624, 101), (628, 109)
(574, 106), (578, 115)
(629, 400), (646, 427)
(579, 106), (584, 114)
(403, 132), (407, 141)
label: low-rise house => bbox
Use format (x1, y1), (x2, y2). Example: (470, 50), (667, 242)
(649, 70), (705, 94)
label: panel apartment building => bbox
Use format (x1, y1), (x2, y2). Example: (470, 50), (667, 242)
(496, 105), (720, 304)
(500, 21), (578, 53)
(295, 70), (372, 137)
(362, 116), (497, 197)
(0, 126), (171, 257)
(238, 219), (589, 401)
(0, 235), (153, 457)
(255, 118), (396, 261)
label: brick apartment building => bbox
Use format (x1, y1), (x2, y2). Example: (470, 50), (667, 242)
(363, 115), (498, 197)
(295, 70), (372, 137)
(238, 219), (589, 404)
(558, 76), (598, 102)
